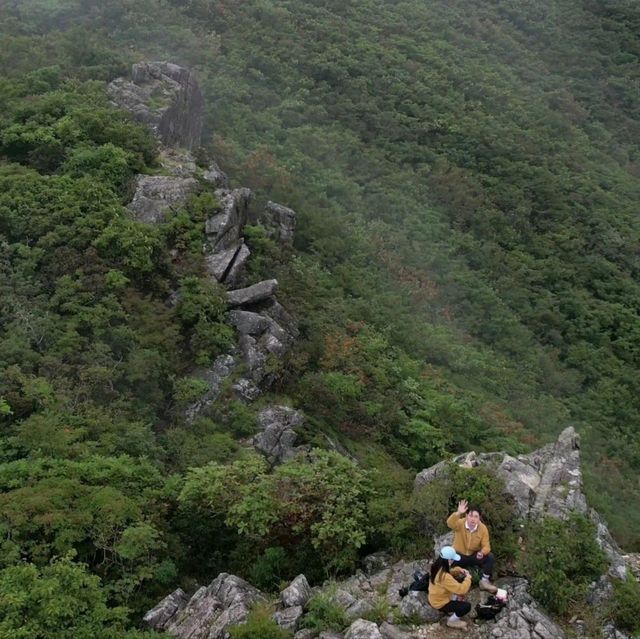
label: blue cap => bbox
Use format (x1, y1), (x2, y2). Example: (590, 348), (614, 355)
(440, 546), (461, 561)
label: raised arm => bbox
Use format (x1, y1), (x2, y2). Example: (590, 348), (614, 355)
(446, 499), (467, 530)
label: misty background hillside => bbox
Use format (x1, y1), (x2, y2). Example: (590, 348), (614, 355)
(1, 0), (640, 636)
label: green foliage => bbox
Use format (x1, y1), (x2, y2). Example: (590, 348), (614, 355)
(608, 575), (640, 635)
(179, 449), (374, 573)
(228, 607), (291, 639)
(410, 466), (519, 567)
(0, 556), (160, 639)
(248, 546), (288, 592)
(301, 587), (348, 632)
(174, 276), (233, 365)
(519, 515), (607, 616)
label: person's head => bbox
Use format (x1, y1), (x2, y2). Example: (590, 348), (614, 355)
(431, 545), (460, 583)
(465, 504), (482, 528)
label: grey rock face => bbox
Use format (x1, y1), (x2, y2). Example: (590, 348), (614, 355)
(476, 578), (565, 639)
(109, 61), (203, 149)
(273, 605), (304, 631)
(207, 188), (251, 252)
(227, 310), (272, 336)
(253, 405), (307, 466)
(282, 574), (312, 608)
(184, 354), (238, 424)
(260, 201), (297, 246)
(203, 161), (229, 188)
(127, 175), (199, 223)
(231, 378), (261, 402)
(143, 589), (189, 629)
(145, 573), (265, 639)
(203, 188), (252, 285)
(158, 148), (197, 177)
(344, 619), (383, 639)
(378, 623), (414, 639)
(205, 242), (249, 284)
(227, 279), (279, 307)
(362, 552), (392, 575)
(398, 591), (441, 623)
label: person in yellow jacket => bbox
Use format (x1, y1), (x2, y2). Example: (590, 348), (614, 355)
(447, 499), (497, 593)
(428, 545), (472, 629)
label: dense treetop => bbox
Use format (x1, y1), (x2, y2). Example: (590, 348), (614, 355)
(1, 0), (640, 634)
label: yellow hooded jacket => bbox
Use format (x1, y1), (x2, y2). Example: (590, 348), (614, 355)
(446, 512), (491, 556)
(427, 567), (471, 609)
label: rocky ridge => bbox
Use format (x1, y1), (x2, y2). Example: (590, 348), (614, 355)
(144, 428), (637, 639)
(109, 62), (305, 458)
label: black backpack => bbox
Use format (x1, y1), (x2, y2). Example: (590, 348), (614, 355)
(475, 595), (506, 620)
(399, 570), (429, 597)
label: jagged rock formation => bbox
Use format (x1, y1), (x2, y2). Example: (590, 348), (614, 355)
(109, 61), (203, 149)
(144, 574), (265, 639)
(259, 201), (297, 246)
(253, 406), (309, 466)
(111, 62), (300, 433)
(145, 430), (638, 639)
(127, 174), (199, 223)
(415, 426), (627, 582)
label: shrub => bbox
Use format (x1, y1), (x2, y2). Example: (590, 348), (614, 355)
(228, 607), (291, 639)
(301, 588), (348, 632)
(409, 465), (519, 568)
(519, 514), (607, 616)
(609, 575), (640, 634)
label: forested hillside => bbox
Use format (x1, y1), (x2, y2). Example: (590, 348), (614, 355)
(1, 0), (640, 635)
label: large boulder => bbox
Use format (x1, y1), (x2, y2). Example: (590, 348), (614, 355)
(126, 174), (198, 223)
(227, 279), (279, 307)
(109, 61), (203, 149)
(259, 201), (297, 246)
(282, 574), (312, 608)
(206, 188), (251, 253)
(144, 573), (265, 639)
(184, 354), (238, 424)
(253, 405), (307, 466)
(344, 620), (382, 639)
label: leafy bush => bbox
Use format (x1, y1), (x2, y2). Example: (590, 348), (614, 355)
(519, 515), (607, 616)
(410, 465), (519, 567)
(300, 588), (348, 632)
(228, 607), (291, 639)
(179, 449), (374, 575)
(609, 575), (640, 634)
(0, 556), (161, 639)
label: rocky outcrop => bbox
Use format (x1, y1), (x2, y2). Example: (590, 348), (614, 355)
(109, 61), (203, 149)
(416, 426), (633, 638)
(113, 61), (300, 421)
(414, 427), (627, 581)
(184, 354), (238, 425)
(259, 201), (297, 246)
(144, 573), (265, 639)
(475, 578), (564, 639)
(282, 574), (313, 608)
(253, 406), (309, 466)
(227, 279), (279, 307)
(127, 174), (199, 223)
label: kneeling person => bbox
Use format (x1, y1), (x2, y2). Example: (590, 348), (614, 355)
(428, 546), (472, 629)
(447, 499), (497, 593)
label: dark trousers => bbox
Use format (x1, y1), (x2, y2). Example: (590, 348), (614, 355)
(440, 600), (471, 617)
(453, 552), (494, 579)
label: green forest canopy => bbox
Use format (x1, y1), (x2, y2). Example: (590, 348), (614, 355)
(1, 0), (640, 631)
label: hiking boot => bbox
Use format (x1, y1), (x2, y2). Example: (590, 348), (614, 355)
(446, 618), (468, 629)
(479, 579), (498, 593)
